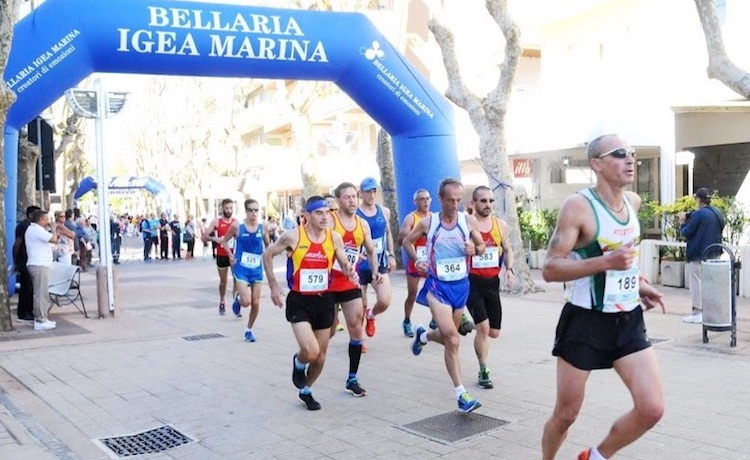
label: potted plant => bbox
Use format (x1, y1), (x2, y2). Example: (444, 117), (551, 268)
(649, 195), (694, 287)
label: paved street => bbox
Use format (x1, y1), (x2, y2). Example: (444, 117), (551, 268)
(1, 251), (749, 459)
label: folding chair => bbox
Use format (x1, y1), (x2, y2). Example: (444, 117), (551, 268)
(48, 262), (88, 318)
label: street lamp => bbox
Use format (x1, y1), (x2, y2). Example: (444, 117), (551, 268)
(64, 79), (128, 315)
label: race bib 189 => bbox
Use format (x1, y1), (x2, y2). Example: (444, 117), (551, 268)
(333, 248), (359, 272)
(603, 267), (639, 306)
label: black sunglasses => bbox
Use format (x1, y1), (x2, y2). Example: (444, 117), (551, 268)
(597, 147), (636, 159)
(478, 198), (495, 204)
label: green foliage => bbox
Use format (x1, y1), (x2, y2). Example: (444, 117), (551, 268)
(649, 192), (750, 259)
(637, 192), (656, 231)
(517, 197), (558, 250)
(648, 195), (694, 260)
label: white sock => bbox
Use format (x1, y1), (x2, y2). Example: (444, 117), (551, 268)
(455, 385), (466, 399)
(590, 447), (607, 460)
(419, 330), (428, 344)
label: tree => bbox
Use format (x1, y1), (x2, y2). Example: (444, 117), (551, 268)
(0, 0), (23, 331)
(694, 0), (750, 99)
(430, 0), (538, 292)
(375, 128), (402, 268)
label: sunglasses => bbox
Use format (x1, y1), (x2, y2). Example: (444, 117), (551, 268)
(478, 198), (495, 204)
(246, 208), (259, 212)
(597, 147), (636, 159)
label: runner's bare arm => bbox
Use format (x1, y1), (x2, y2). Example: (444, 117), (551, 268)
(217, 221), (238, 258)
(263, 229), (297, 308)
(361, 220), (380, 274)
(397, 212), (415, 245)
(201, 219), (217, 244)
(542, 195), (634, 282)
(403, 217), (429, 262)
(497, 218), (514, 271)
(383, 207), (397, 269)
(466, 214), (485, 257)
(333, 232), (357, 282)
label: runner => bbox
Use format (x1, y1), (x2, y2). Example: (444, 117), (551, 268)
(397, 188), (431, 337)
(201, 198), (236, 315)
(262, 196), (357, 410)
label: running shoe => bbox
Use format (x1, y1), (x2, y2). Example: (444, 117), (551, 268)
(219, 303), (226, 316)
(457, 392), (481, 413)
(292, 353), (306, 389)
(577, 448), (592, 460)
(412, 325), (426, 356)
(478, 369), (494, 389)
(428, 319), (437, 330)
(336, 323), (345, 332)
(345, 378), (367, 397)
(402, 319), (414, 338)
(299, 392), (321, 411)
(458, 312), (475, 336)
(232, 295), (241, 317)
(365, 308), (376, 337)
(244, 329), (256, 343)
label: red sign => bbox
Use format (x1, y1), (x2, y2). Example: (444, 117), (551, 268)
(513, 158), (531, 178)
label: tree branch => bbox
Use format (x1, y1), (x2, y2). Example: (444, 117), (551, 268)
(486, 0), (522, 116)
(695, 0), (750, 98)
(428, 18), (481, 113)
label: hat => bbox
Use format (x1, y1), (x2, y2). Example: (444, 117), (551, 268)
(360, 177), (379, 191)
(695, 187), (712, 200)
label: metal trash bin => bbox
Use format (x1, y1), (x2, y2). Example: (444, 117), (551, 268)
(701, 244), (737, 347)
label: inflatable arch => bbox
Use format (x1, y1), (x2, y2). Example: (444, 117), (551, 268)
(3, 0), (460, 270)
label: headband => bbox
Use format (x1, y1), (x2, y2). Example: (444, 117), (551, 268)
(305, 199), (329, 213)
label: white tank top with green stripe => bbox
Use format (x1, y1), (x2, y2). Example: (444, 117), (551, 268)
(564, 188), (641, 313)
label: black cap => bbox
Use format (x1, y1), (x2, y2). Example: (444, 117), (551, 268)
(695, 187), (712, 200)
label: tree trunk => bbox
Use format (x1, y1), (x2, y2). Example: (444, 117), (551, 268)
(17, 138), (40, 209)
(429, 0), (539, 293)
(0, 0), (22, 332)
(375, 128), (402, 268)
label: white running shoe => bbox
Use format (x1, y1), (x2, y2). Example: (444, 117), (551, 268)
(683, 313), (703, 324)
(34, 320), (56, 331)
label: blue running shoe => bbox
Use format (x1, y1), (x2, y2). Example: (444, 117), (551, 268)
(402, 319), (414, 338)
(345, 378), (367, 397)
(457, 392), (482, 413)
(429, 319), (437, 330)
(412, 325), (426, 356)
(292, 354), (306, 389)
(232, 295), (241, 317)
(244, 329), (256, 342)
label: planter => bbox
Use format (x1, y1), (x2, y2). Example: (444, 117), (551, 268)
(660, 260), (685, 287)
(537, 249), (548, 268)
(529, 250), (539, 269)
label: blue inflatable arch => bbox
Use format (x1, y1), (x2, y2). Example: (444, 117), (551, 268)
(3, 0), (460, 269)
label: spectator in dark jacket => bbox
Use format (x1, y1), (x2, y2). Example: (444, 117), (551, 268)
(13, 205), (41, 321)
(679, 187), (725, 324)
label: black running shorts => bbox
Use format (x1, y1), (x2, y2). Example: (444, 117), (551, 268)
(285, 290), (335, 330)
(330, 288), (362, 304)
(467, 274), (502, 329)
(552, 303), (651, 370)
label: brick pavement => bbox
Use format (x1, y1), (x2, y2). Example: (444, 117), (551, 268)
(0, 257), (749, 459)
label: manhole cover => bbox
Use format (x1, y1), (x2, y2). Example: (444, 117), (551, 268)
(400, 411), (509, 444)
(183, 333), (225, 341)
(94, 425), (196, 457)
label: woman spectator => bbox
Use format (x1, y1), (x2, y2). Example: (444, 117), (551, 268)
(52, 210), (75, 264)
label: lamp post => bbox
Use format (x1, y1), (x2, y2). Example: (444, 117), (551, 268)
(65, 79), (128, 315)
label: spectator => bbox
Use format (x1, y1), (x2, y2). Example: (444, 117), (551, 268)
(12, 205), (41, 322)
(679, 187), (725, 324)
(25, 209), (58, 330)
(52, 210), (75, 264)
(64, 209), (80, 265)
(170, 213), (183, 259)
(184, 215), (196, 259)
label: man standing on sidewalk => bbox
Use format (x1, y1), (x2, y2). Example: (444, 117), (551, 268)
(13, 205), (41, 322)
(679, 187), (725, 324)
(262, 196), (356, 411)
(467, 186), (515, 389)
(541, 134), (666, 460)
(403, 177), (486, 413)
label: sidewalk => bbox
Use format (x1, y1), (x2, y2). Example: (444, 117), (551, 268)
(1, 259), (749, 459)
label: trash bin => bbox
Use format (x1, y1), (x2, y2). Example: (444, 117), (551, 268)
(701, 244), (737, 347)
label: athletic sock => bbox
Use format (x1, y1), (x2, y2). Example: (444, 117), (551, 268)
(589, 447), (607, 460)
(419, 330), (428, 344)
(300, 386), (311, 395)
(294, 356), (306, 370)
(455, 385), (466, 399)
(348, 340), (363, 376)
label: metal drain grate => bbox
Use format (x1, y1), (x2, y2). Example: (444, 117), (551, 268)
(400, 411), (509, 444)
(649, 338), (670, 344)
(182, 333), (225, 341)
(95, 425), (196, 457)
